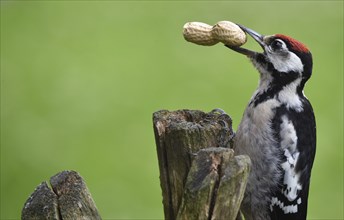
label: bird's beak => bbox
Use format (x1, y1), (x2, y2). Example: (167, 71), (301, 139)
(226, 24), (266, 57)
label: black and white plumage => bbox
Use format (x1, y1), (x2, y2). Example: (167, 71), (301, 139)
(227, 26), (316, 220)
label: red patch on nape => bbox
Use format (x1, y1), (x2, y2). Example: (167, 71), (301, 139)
(275, 34), (309, 53)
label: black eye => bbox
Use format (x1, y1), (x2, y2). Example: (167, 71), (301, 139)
(271, 40), (283, 50)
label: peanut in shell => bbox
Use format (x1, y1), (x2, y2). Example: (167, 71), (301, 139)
(211, 21), (247, 46)
(183, 22), (218, 46)
(183, 20), (246, 47)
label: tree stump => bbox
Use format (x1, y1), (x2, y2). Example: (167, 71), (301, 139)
(22, 170), (101, 220)
(153, 109), (251, 220)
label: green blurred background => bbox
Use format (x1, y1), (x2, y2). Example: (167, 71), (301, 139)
(1, 1), (343, 219)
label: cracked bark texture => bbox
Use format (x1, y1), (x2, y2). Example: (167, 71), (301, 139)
(153, 109), (251, 220)
(22, 170), (101, 220)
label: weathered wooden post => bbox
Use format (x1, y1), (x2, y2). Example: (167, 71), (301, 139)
(153, 109), (251, 220)
(22, 170), (101, 220)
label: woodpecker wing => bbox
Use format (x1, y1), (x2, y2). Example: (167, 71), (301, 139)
(269, 98), (316, 220)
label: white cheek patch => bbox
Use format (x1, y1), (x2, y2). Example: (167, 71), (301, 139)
(268, 51), (304, 73)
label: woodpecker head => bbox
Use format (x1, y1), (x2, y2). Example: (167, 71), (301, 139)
(228, 25), (313, 91)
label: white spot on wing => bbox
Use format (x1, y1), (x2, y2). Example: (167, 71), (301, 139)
(284, 203), (298, 214)
(281, 151), (302, 201)
(280, 115), (298, 151)
(270, 197), (299, 214)
(280, 116), (302, 201)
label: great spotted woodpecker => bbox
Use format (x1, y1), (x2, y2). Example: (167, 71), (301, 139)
(227, 25), (316, 220)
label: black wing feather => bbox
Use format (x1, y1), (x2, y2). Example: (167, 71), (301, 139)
(270, 97), (316, 220)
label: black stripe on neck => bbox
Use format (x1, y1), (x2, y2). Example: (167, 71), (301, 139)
(250, 70), (300, 107)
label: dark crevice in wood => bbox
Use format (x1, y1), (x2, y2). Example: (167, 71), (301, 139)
(163, 138), (175, 220)
(49, 178), (63, 220)
(208, 156), (222, 220)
